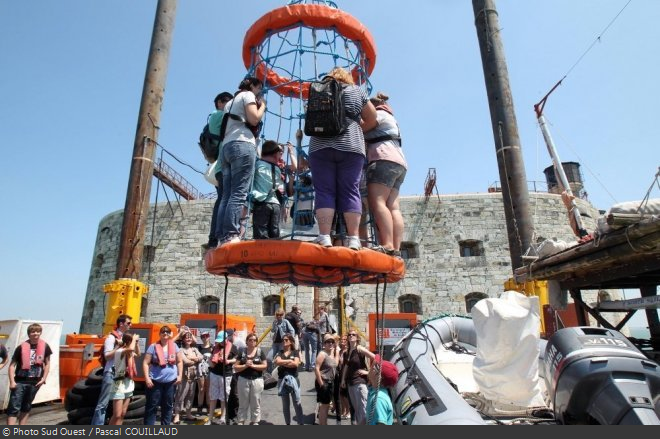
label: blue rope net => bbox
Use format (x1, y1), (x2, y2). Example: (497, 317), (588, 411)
(245, 0), (374, 241)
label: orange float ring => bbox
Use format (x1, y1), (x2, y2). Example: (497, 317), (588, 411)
(242, 4), (377, 99)
(205, 240), (405, 287)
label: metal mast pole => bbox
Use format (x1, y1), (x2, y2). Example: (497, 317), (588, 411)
(473, 0), (533, 270)
(116, 0), (177, 280)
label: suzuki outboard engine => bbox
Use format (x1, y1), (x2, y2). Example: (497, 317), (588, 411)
(545, 327), (660, 425)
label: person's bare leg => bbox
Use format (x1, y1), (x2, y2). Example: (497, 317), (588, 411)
(18, 412), (29, 425)
(343, 212), (361, 239)
(316, 208), (335, 235)
(368, 183), (394, 249)
(386, 189), (403, 250)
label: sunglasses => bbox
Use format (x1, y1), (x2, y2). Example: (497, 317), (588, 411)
(324, 340), (336, 344)
(349, 333), (357, 337)
(160, 331), (172, 335)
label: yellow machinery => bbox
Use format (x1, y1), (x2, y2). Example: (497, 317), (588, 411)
(505, 278), (549, 336)
(101, 278), (148, 334)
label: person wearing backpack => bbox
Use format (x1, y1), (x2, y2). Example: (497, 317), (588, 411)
(250, 140), (285, 239)
(108, 332), (140, 425)
(306, 67), (378, 250)
(91, 314), (133, 425)
(364, 92), (407, 257)
(215, 77), (266, 246)
(204, 91), (234, 249)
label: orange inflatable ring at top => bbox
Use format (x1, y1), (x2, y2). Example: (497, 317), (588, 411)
(205, 240), (405, 287)
(243, 4), (377, 99)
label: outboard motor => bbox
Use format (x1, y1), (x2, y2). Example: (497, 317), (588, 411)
(545, 327), (660, 425)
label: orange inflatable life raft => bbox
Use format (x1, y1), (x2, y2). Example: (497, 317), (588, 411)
(205, 240), (405, 287)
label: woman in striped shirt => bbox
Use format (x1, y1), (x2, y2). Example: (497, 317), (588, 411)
(308, 67), (377, 249)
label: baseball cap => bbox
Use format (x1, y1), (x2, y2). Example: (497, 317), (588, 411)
(215, 331), (226, 343)
(373, 355), (398, 388)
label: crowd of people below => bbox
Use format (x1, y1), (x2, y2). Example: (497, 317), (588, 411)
(2, 312), (396, 426)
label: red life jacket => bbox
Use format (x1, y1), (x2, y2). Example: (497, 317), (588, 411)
(154, 341), (177, 366)
(20, 339), (46, 370)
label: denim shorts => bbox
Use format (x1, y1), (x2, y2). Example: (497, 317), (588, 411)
(7, 382), (39, 415)
(366, 160), (407, 190)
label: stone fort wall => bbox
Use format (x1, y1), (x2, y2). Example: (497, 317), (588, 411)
(80, 192), (608, 341)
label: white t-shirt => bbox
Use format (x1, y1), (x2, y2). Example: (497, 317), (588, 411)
(222, 91), (258, 145)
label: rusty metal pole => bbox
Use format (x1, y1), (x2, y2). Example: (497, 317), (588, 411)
(472, 0), (533, 270)
(116, 0), (177, 280)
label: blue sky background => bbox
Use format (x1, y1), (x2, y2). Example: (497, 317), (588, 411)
(1, 0), (658, 337)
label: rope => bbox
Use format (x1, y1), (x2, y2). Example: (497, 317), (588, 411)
(367, 278), (388, 425)
(637, 167), (660, 213)
(221, 274), (229, 421)
(561, 0), (633, 81)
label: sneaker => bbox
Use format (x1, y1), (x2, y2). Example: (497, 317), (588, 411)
(371, 245), (390, 254)
(212, 418), (225, 425)
(204, 419), (212, 425)
(313, 234), (332, 247)
(346, 236), (361, 250)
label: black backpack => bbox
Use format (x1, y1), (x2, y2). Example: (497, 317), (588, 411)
(304, 78), (347, 138)
(198, 123), (221, 163)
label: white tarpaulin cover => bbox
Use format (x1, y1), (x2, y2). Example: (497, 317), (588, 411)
(0, 320), (62, 410)
(471, 291), (546, 407)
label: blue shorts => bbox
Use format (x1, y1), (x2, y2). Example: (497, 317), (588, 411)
(7, 382), (39, 416)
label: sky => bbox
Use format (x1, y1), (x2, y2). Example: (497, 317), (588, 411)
(1, 0), (658, 338)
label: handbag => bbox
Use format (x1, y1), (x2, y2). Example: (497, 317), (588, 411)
(185, 365), (197, 381)
(204, 161), (219, 186)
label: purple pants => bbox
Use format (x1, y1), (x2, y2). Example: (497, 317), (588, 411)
(309, 148), (364, 214)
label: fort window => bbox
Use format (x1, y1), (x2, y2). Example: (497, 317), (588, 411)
(398, 294), (421, 314)
(465, 292), (489, 313)
(85, 300), (96, 324)
(144, 245), (156, 263)
(198, 296), (220, 314)
(263, 295), (284, 316)
(93, 254), (104, 278)
(399, 241), (419, 259)
(459, 239), (484, 257)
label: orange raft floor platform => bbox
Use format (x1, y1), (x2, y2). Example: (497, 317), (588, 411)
(205, 240), (405, 287)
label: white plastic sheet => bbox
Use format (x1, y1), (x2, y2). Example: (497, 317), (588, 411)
(471, 291), (546, 407)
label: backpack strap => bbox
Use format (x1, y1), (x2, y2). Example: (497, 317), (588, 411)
(365, 134), (401, 145)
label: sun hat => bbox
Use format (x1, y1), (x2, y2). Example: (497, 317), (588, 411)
(215, 331), (226, 343)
